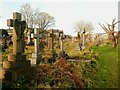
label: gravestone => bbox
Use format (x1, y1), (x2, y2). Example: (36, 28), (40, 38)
(95, 34), (101, 46)
(82, 29), (86, 49)
(58, 31), (68, 59)
(27, 29), (31, 44)
(60, 31), (64, 52)
(47, 29), (55, 56)
(1, 12), (31, 81)
(77, 32), (82, 50)
(30, 28), (42, 65)
(27, 29), (34, 45)
(51, 29), (55, 58)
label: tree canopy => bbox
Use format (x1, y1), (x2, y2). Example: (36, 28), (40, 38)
(74, 21), (94, 34)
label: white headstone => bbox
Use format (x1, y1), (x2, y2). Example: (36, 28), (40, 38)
(27, 30), (31, 43)
(29, 28), (42, 65)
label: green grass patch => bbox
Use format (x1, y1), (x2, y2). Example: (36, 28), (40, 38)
(89, 43), (119, 88)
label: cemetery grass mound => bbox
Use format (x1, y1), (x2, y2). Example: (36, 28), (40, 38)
(89, 43), (119, 88)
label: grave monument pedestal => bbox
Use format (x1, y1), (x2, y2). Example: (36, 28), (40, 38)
(2, 54), (31, 81)
(29, 53), (42, 65)
(3, 54), (30, 69)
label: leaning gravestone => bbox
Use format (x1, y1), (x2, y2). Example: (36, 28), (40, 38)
(2, 12), (31, 82)
(30, 28), (42, 65)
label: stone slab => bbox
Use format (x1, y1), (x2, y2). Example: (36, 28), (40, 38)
(32, 53), (42, 58)
(3, 60), (30, 69)
(29, 58), (41, 65)
(8, 54), (26, 61)
(2, 66), (36, 82)
(67, 59), (91, 62)
(29, 53), (42, 65)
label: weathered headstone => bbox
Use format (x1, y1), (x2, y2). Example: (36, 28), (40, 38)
(27, 29), (31, 44)
(58, 31), (68, 59)
(82, 28), (86, 49)
(27, 29), (34, 45)
(1, 12), (30, 81)
(77, 32), (82, 50)
(60, 31), (64, 52)
(51, 29), (55, 58)
(30, 28), (42, 65)
(95, 34), (101, 46)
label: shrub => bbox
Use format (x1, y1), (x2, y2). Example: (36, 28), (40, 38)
(36, 58), (85, 88)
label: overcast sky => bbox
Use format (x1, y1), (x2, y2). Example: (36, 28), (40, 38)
(0, 0), (119, 36)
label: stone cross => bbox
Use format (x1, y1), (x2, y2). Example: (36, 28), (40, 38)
(31, 28), (42, 53)
(60, 31), (64, 52)
(7, 12), (26, 55)
(2, 12), (31, 82)
(30, 28), (42, 65)
(58, 30), (68, 59)
(82, 28), (86, 49)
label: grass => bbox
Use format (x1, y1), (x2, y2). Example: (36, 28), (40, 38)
(1, 40), (119, 88)
(89, 43), (119, 88)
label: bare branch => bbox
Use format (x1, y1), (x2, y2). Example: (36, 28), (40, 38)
(99, 23), (109, 33)
(112, 18), (116, 25)
(114, 21), (120, 25)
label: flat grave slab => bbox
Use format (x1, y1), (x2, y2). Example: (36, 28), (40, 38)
(67, 59), (91, 62)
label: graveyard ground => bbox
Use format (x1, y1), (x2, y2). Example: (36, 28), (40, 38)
(89, 43), (119, 88)
(1, 42), (119, 88)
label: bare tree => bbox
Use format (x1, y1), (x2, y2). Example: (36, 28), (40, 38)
(20, 3), (34, 29)
(74, 21), (93, 34)
(99, 18), (120, 47)
(34, 11), (55, 30)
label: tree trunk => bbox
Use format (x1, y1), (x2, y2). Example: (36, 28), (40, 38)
(112, 34), (117, 47)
